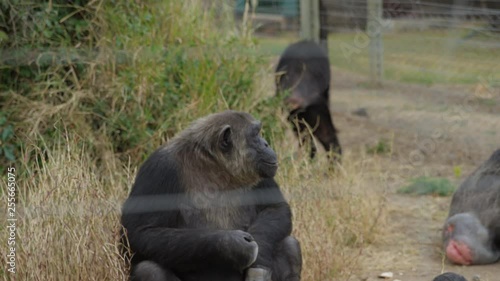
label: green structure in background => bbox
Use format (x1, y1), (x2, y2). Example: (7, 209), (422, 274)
(235, 0), (299, 18)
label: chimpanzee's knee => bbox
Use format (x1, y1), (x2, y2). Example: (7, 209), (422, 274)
(273, 236), (302, 281)
(132, 261), (180, 281)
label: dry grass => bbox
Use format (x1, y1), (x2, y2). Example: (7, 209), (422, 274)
(274, 144), (387, 280)
(0, 134), (132, 280)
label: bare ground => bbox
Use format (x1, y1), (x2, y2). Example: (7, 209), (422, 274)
(329, 68), (500, 281)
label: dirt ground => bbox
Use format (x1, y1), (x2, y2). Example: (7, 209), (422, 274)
(329, 68), (500, 281)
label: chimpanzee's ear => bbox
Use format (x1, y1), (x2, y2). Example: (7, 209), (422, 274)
(218, 125), (232, 152)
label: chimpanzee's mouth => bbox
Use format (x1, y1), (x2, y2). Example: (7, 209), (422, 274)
(262, 161), (278, 167)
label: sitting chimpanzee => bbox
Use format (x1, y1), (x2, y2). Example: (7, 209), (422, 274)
(120, 111), (302, 281)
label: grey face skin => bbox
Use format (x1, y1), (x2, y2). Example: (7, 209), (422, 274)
(243, 122), (278, 179)
(442, 149), (500, 265)
(443, 212), (500, 265)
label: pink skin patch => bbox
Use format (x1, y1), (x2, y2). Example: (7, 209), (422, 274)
(285, 96), (304, 111)
(446, 240), (472, 265)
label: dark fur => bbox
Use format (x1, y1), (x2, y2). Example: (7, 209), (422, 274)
(442, 149), (500, 265)
(432, 272), (468, 281)
(275, 40), (341, 160)
(121, 111), (302, 281)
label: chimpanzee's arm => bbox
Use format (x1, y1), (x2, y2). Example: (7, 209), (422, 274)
(124, 223), (257, 271)
(247, 178), (293, 269)
(121, 150), (256, 272)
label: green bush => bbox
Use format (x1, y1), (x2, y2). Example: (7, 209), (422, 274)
(0, 114), (16, 171)
(366, 138), (392, 155)
(1, 0), (278, 167)
(399, 176), (456, 196)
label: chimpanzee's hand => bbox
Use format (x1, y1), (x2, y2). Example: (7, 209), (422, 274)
(216, 230), (259, 270)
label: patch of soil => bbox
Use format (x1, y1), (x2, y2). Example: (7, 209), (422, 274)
(330, 68), (500, 281)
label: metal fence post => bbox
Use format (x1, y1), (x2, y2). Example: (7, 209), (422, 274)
(367, 0), (384, 85)
(300, 0), (320, 45)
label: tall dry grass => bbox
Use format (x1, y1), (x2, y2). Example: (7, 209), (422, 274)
(274, 139), (387, 280)
(0, 134), (131, 280)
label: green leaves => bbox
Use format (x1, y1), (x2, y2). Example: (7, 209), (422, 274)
(1, 0), (271, 167)
(399, 176), (456, 197)
(0, 115), (16, 162)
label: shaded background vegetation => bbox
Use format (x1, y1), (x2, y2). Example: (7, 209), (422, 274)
(0, 0), (280, 172)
